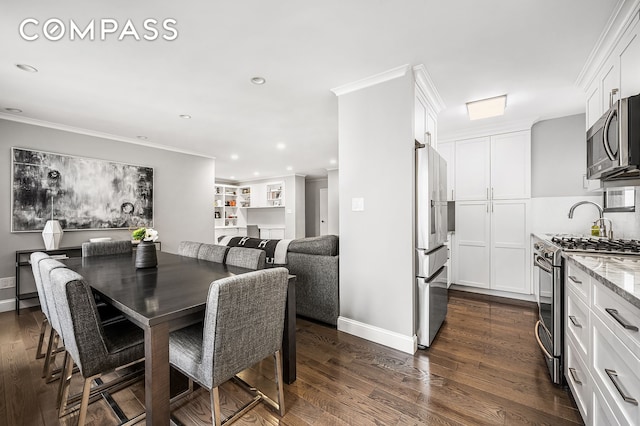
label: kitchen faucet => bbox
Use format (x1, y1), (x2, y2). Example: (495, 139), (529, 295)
(567, 201), (613, 239)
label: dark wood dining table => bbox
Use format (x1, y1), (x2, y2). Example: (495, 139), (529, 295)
(62, 251), (296, 426)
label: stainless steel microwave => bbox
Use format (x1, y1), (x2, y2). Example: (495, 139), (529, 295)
(587, 93), (640, 180)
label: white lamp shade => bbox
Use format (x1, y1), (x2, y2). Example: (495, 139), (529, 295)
(42, 220), (63, 250)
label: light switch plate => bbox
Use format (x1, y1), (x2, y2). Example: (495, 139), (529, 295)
(352, 197), (364, 211)
(0, 277), (15, 289)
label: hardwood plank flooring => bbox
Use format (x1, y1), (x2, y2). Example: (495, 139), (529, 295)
(0, 290), (582, 425)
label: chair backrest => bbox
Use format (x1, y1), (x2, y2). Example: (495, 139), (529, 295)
(247, 225), (259, 238)
(82, 240), (132, 257)
(197, 244), (229, 263)
(178, 241), (203, 258)
(49, 267), (109, 378)
(201, 268), (289, 388)
(30, 252), (51, 319)
(38, 258), (70, 334)
(225, 247), (266, 270)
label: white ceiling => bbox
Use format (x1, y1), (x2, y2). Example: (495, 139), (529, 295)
(0, 0), (620, 181)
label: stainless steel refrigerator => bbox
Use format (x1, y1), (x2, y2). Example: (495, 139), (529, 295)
(415, 142), (448, 348)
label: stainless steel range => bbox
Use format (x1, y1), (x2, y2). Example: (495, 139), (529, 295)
(532, 234), (640, 385)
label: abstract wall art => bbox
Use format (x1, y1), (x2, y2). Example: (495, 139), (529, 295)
(11, 147), (153, 232)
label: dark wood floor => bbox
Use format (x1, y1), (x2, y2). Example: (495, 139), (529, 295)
(0, 290), (583, 425)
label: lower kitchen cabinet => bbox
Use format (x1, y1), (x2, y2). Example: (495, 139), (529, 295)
(455, 199), (530, 294)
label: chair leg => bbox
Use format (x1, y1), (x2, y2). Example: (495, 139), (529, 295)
(57, 352), (75, 416)
(78, 375), (98, 426)
(211, 387), (222, 426)
(35, 318), (48, 359)
(42, 328), (58, 379)
(274, 351), (286, 416)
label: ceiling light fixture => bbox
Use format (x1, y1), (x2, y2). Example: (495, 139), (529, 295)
(179, 114), (191, 119)
(329, 159), (337, 165)
(136, 135), (148, 140)
(16, 64), (38, 72)
(251, 77), (266, 85)
(230, 154), (239, 160)
(466, 95), (507, 120)
(276, 143), (286, 150)
(5, 108), (23, 113)
(230, 176), (235, 180)
(286, 166), (293, 171)
(253, 172), (260, 176)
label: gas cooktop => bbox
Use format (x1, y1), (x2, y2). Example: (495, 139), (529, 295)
(550, 235), (640, 255)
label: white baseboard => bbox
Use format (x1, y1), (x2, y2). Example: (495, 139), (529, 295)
(450, 284), (536, 303)
(337, 316), (417, 354)
(0, 299), (15, 313)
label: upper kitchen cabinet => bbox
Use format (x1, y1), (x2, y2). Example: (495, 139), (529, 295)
(581, 7), (640, 129)
(491, 131), (531, 199)
(415, 83), (438, 147)
(437, 141), (455, 201)
(454, 137), (490, 201)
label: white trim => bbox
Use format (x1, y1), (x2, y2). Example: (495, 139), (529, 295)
(439, 118), (535, 143)
(0, 299), (15, 314)
(330, 64), (411, 96)
(0, 113), (215, 159)
(449, 284), (536, 303)
(337, 316), (417, 354)
(412, 64), (446, 113)
(576, 0), (640, 90)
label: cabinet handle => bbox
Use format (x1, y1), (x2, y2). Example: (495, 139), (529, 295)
(605, 308), (639, 331)
(568, 367), (582, 385)
(605, 368), (638, 405)
(568, 315), (582, 328)
(486, 204), (489, 213)
(491, 187), (494, 199)
(609, 88), (619, 109)
(451, 189), (454, 200)
(568, 275), (582, 285)
(491, 202), (494, 213)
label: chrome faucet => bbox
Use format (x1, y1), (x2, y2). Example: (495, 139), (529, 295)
(567, 201), (613, 239)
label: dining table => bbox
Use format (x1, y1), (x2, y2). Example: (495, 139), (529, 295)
(62, 250), (296, 426)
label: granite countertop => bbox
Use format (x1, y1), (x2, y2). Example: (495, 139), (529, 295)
(563, 253), (640, 309)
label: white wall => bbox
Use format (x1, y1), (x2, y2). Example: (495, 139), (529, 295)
(337, 71), (415, 352)
(328, 169), (339, 235)
(305, 178), (328, 237)
(0, 119), (215, 306)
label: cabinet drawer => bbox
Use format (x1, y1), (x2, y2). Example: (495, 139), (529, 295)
(567, 288), (590, 360)
(593, 280), (640, 360)
(592, 314), (640, 426)
(593, 380), (625, 426)
(566, 263), (590, 304)
(566, 335), (591, 423)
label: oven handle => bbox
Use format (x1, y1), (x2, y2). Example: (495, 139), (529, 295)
(603, 107), (618, 161)
(534, 320), (554, 360)
(534, 255), (553, 274)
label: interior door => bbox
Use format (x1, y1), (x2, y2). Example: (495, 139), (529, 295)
(319, 188), (328, 235)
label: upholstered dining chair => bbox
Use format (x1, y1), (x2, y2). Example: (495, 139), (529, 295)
(30, 252), (53, 360)
(50, 267), (145, 425)
(81, 240), (132, 257)
(225, 247), (266, 270)
(197, 244), (229, 263)
(169, 268), (289, 426)
(178, 241), (203, 258)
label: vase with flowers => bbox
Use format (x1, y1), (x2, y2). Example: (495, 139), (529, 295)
(132, 227), (158, 268)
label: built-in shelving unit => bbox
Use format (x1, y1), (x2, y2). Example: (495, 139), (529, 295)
(214, 184), (247, 229)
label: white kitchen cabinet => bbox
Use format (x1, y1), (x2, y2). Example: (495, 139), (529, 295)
(454, 137), (490, 201)
(438, 141), (455, 201)
(415, 85), (437, 147)
(490, 200), (529, 294)
(619, 13), (640, 99)
(490, 132), (531, 199)
(586, 82), (601, 130)
(455, 201), (491, 289)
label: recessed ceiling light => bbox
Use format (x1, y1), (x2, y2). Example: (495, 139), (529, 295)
(466, 95), (507, 120)
(286, 166), (293, 171)
(136, 135), (148, 140)
(330, 159), (337, 165)
(16, 64), (38, 72)
(276, 143), (286, 150)
(251, 77), (266, 85)
(179, 114), (191, 119)
(230, 176), (235, 180)
(253, 172), (260, 176)
(230, 154), (239, 160)
(5, 108), (22, 113)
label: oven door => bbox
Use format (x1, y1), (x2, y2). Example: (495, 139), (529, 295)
(534, 254), (555, 346)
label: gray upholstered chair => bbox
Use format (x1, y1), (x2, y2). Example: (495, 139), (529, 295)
(30, 252), (52, 360)
(225, 247), (266, 270)
(197, 244), (229, 263)
(50, 267), (145, 425)
(81, 240), (132, 257)
(178, 241), (203, 258)
(169, 268), (289, 426)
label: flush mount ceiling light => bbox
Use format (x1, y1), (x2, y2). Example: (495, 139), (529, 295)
(286, 166), (293, 171)
(5, 108), (23, 113)
(16, 63), (38, 72)
(251, 77), (266, 85)
(179, 114), (191, 119)
(230, 154), (239, 160)
(466, 95), (507, 120)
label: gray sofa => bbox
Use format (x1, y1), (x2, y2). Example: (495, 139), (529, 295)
(285, 235), (339, 326)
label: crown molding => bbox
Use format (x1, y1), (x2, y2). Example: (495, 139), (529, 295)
(412, 64), (446, 114)
(330, 64), (411, 96)
(0, 113), (215, 159)
(575, 0), (640, 90)
(439, 117), (536, 143)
